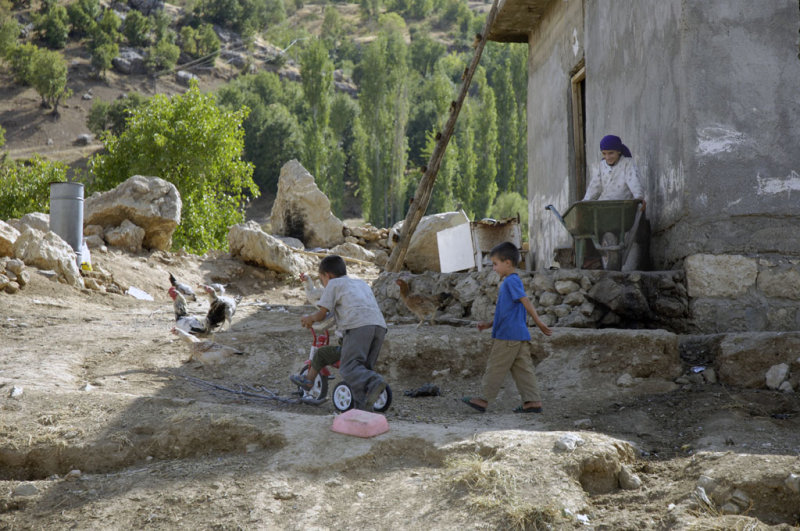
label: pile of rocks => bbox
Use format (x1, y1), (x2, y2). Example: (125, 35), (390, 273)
(0, 258), (29, 294)
(373, 268), (690, 332)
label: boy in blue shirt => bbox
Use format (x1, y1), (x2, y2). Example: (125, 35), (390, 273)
(463, 242), (552, 413)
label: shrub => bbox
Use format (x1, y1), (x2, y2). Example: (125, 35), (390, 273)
(89, 83), (259, 253)
(146, 38), (180, 73)
(123, 8), (151, 47)
(0, 156), (68, 219)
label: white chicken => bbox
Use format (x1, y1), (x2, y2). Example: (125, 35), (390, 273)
(168, 286), (209, 336)
(203, 284), (241, 332)
(300, 272), (324, 306)
(171, 327), (244, 366)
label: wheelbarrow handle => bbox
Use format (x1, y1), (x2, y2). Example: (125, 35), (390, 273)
(545, 204), (567, 228)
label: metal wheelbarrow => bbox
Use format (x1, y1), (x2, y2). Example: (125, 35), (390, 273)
(545, 199), (644, 270)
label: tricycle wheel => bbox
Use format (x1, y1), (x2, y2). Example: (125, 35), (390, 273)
(298, 365), (328, 400)
(332, 382), (354, 412)
(331, 382), (392, 412)
(372, 385), (392, 412)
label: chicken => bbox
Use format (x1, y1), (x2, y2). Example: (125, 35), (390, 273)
(168, 286), (209, 336)
(203, 284), (241, 332)
(300, 272), (324, 306)
(395, 278), (453, 328)
(171, 327), (244, 366)
(169, 272), (196, 301)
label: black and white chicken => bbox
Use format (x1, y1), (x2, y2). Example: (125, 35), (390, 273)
(168, 286), (209, 336)
(203, 284), (241, 332)
(169, 272), (196, 301)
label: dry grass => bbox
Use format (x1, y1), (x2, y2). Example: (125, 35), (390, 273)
(445, 454), (562, 530)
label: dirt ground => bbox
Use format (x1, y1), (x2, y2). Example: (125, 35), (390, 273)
(1, 248), (799, 530)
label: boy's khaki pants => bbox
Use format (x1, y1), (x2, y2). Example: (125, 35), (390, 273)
(481, 339), (541, 404)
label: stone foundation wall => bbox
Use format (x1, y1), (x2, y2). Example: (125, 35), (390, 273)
(685, 254), (800, 333)
(374, 268), (690, 332)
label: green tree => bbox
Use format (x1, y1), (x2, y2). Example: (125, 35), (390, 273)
(0, 156), (67, 219)
(469, 69), (498, 217)
(321, 5), (343, 53)
(91, 41), (118, 79)
(357, 14), (410, 226)
(30, 47), (71, 114)
(409, 30), (445, 77)
(90, 83), (259, 253)
(34, 3), (68, 49)
(0, 6), (19, 59)
(66, 1), (98, 38)
(299, 38), (333, 190)
(123, 8), (151, 47)
(146, 38), (180, 73)
(491, 58), (517, 193)
(87, 92), (148, 137)
(7, 42), (38, 85)
(244, 102), (303, 194)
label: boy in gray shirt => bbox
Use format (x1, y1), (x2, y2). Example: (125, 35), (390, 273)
(300, 255), (388, 411)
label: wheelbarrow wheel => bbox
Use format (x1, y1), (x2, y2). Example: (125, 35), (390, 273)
(601, 232), (620, 271)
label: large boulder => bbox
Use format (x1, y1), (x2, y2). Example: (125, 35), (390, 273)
(20, 212), (50, 232)
(269, 160), (345, 249)
(228, 221), (310, 275)
(104, 219), (146, 252)
(330, 242), (376, 263)
(12, 227), (84, 288)
(0, 220), (20, 257)
(112, 48), (147, 75)
(388, 211), (470, 273)
(84, 175), (181, 251)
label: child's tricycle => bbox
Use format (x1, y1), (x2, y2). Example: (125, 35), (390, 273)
(294, 328), (392, 413)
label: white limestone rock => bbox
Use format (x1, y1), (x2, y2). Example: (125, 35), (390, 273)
(84, 175), (181, 251)
(269, 160), (345, 249)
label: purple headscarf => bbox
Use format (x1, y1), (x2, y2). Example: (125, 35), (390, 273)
(600, 135), (632, 158)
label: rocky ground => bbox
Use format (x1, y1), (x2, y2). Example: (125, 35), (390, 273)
(1, 247), (799, 530)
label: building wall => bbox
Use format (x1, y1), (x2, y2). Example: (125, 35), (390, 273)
(526, 0), (584, 270)
(527, 0), (800, 270)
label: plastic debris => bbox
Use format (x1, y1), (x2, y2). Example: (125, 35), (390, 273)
(126, 286), (153, 301)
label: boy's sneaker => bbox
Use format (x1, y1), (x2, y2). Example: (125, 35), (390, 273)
(290, 374), (313, 391)
(365, 378), (387, 410)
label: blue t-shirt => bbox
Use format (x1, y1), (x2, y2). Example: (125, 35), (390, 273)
(491, 273), (531, 341)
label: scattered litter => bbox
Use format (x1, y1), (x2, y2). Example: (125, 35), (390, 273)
(82, 383), (94, 392)
(691, 366), (706, 373)
(694, 486), (713, 507)
(126, 286), (154, 301)
(64, 470), (82, 481)
(404, 383), (441, 397)
(431, 368), (450, 378)
(9, 386), (23, 399)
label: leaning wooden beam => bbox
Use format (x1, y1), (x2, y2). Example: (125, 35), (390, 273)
(385, 0), (501, 272)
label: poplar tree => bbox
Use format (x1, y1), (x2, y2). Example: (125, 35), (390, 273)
(300, 38), (333, 195)
(357, 14), (409, 227)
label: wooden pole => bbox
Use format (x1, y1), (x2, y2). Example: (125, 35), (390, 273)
(385, 0), (501, 272)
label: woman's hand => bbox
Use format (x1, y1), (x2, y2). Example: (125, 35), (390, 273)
(476, 321), (491, 331)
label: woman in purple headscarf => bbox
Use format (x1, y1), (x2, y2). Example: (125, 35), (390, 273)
(583, 135), (645, 207)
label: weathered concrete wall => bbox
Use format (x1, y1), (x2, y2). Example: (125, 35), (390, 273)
(583, 0), (684, 259)
(526, 0), (584, 270)
(525, 0), (800, 269)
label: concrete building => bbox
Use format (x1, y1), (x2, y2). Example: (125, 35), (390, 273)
(487, 0), (800, 275)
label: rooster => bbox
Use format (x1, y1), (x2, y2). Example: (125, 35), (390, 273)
(169, 272), (196, 301)
(203, 284), (241, 332)
(299, 272), (324, 306)
(395, 278), (453, 328)
(171, 327), (244, 366)
(168, 286), (209, 336)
